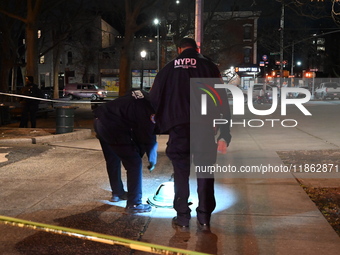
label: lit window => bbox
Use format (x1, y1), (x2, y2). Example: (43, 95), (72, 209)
(39, 55), (45, 64)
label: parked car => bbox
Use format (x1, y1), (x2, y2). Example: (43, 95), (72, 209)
(63, 83), (107, 100)
(242, 83), (276, 100)
(314, 82), (340, 100)
(294, 86), (310, 98)
(41, 87), (64, 99)
(41, 88), (52, 99)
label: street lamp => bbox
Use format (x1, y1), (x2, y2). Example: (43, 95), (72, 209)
(154, 18), (160, 72)
(140, 50), (146, 90)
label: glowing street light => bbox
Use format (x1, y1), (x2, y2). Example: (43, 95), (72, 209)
(140, 50), (147, 59)
(154, 18), (160, 72)
(140, 50), (147, 90)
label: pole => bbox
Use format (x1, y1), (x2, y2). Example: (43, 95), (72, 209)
(291, 42), (294, 76)
(290, 41), (294, 87)
(311, 74), (315, 100)
(140, 50), (146, 90)
(279, 2), (284, 86)
(154, 19), (160, 72)
(195, 0), (203, 51)
(140, 61), (144, 90)
(157, 24), (160, 72)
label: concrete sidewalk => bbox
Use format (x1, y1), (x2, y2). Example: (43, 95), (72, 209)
(134, 129), (340, 255)
(17, 133), (340, 255)
(42, 134), (340, 254)
(0, 102), (340, 254)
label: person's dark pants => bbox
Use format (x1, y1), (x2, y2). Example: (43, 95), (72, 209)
(166, 124), (217, 226)
(111, 143), (143, 206)
(95, 119), (143, 206)
(98, 139), (125, 196)
(19, 103), (39, 128)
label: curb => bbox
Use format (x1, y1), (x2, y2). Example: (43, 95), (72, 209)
(0, 129), (92, 145)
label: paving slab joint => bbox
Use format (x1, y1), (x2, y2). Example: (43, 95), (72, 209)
(0, 129), (92, 145)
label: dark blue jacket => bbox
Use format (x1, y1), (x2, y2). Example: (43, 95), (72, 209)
(93, 90), (157, 164)
(20, 83), (43, 105)
(149, 48), (231, 145)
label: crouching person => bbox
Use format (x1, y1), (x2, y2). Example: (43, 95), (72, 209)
(93, 89), (157, 213)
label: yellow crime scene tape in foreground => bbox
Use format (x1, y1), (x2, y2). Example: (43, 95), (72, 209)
(0, 92), (104, 104)
(0, 215), (210, 255)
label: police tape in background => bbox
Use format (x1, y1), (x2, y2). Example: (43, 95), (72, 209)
(0, 92), (106, 104)
(0, 215), (209, 255)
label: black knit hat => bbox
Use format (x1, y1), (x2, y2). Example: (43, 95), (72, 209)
(178, 37), (198, 49)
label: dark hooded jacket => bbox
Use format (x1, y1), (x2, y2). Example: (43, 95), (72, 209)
(149, 48), (231, 145)
(93, 89), (157, 164)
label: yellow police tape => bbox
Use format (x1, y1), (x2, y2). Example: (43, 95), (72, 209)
(0, 215), (210, 255)
(0, 92), (106, 104)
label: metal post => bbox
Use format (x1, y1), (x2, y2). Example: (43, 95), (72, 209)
(140, 50), (146, 90)
(195, 0), (203, 51)
(157, 22), (160, 72)
(311, 75), (315, 100)
(140, 61), (144, 90)
(154, 19), (160, 72)
(290, 41), (294, 87)
(280, 2), (284, 86)
(157, 25), (160, 72)
(291, 41), (294, 76)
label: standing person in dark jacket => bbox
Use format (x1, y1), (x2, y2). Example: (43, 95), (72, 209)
(149, 38), (232, 230)
(19, 76), (43, 128)
(93, 89), (157, 213)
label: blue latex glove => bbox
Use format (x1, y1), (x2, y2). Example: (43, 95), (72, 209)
(147, 162), (156, 172)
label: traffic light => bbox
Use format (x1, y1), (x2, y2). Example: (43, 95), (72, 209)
(304, 72), (315, 78)
(271, 70), (289, 77)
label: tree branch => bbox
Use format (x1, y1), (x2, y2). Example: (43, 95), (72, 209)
(0, 9), (27, 23)
(34, 0), (43, 17)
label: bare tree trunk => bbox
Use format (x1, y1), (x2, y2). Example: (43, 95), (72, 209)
(11, 67), (17, 93)
(0, 36), (16, 93)
(25, 23), (38, 81)
(52, 44), (61, 98)
(0, 63), (11, 93)
(119, 33), (134, 96)
(25, 0), (43, 83)
(118, 0), (158, 97)
(119, 0), (136, 97)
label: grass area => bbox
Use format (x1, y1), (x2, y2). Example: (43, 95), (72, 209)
(277, 149), (340, 237)
(303, 186), (340, 236)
